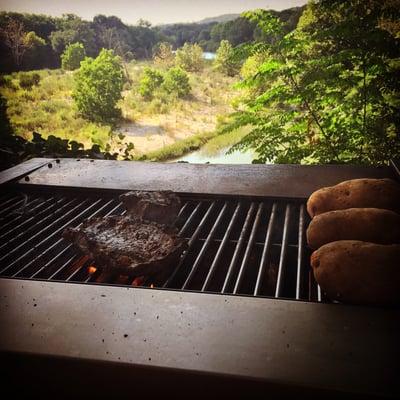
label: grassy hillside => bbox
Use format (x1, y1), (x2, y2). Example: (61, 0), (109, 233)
(1, 60), (239, 160)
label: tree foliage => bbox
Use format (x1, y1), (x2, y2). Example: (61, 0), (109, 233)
(72, 49), (124, 123)
(214, 40), (240, 76)
(162, 67), (191, 97)
(0, 19), (45, 66)
(139, 67), (164, 100)
(175, 43), (204, 72)
(224, 1), (400, 165)
(61, 42), (86, 70)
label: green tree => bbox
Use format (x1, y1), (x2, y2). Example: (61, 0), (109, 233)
(72, 49), (124, 123)
(61, 42), (86, 70)
(223, 2), (400, 165)
(162, 67), (191, 97)
(175, 43), (204, 72)
(0, 19), (45, 67)
(214, 40), (240, 76)
(139, 67), (164, 100)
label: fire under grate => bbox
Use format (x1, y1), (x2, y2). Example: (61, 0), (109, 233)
(0, 188), (322, 302)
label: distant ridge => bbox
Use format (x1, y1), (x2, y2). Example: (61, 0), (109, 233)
(196, 13), (241, 24)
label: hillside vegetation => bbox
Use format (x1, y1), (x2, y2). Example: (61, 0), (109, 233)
(0, 59), (237, 159)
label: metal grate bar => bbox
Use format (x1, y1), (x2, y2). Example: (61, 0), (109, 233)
(296, 204), (306, 300)
(0, 197), (64, 241)
(1, 199), (100, 276)
(163, 201), (215, 288)
(0, 195), (22, 211)
(11, 199), (109, 278)
(233, 203), (264, 294)
(0, 197), (44, 235)
(254, 202), (277, 296)
(30, 200), (119, 279)
(177, 202), (189, 219)
(0, 193), (13, 205)
(0, 196), (27, 218)
(177, 202), (202, 235)
(182, 202), (228, 289)
(221, 202), (256, 293)
(202, 202), (242, 291)
(0, 198), (76, 262)
(275, 204), (292, 298)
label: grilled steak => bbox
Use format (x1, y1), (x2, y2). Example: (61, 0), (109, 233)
(63, 214), (186, 279)
(119, 190), (181, 225)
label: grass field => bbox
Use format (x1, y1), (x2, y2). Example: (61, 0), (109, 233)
(1, 60), (243, 160)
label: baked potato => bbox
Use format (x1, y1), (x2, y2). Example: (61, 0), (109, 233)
(307, 208), (400, 249)
(307, 178), (400, 218)
(311, 240), (400, 306)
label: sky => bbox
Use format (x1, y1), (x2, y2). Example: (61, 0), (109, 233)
(0, 0), (307, 25)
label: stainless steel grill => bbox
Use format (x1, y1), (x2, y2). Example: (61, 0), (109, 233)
(0, 188), (321, 301)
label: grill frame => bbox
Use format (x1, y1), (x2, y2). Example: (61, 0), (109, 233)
(0, 184), (322, 303)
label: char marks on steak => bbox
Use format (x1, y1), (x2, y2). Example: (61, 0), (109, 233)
(119, 190), (181, 226)
(63, 215), (186, 279)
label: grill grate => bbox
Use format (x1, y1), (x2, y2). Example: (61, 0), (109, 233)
(0, 189), (322, 302)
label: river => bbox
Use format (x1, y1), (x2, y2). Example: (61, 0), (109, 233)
(173, 147), (255, 164)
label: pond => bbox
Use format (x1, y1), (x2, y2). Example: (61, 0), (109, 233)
(173, 147), (255, 164)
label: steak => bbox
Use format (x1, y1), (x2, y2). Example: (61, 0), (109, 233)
(119, 190), (181, 225)
(63, 214), (186, 280)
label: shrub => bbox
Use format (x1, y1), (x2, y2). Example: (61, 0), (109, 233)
(153, 42), (175, 67)
(139, 67), (164, 100)
(72, 49), (124, 123)
(18, 72), (41, 89)
(61, 42), (86, 71)
(162, 67), (191, 98)
(175, 43), (204, 72)
(214, 40), (240, 77)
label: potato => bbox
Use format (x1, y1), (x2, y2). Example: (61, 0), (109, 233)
(307, 178), (400, 218)
(311, 241), (400, 306)
(307, 208), (400, 249)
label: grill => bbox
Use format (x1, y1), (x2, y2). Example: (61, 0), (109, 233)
(0, 187), (321, 302)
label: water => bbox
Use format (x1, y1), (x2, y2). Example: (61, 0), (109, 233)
(203, 52), (216, 60)
(173, 147), (255, 164)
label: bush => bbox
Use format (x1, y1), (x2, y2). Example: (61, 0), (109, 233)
(72, 49), (124, 123)
(214, 40), (240, 77)
(18, 72), (41, 89)
(61, 42), (86, 71)
(139, 67), (164, 100)
(162, 67), (191, 98)
(175, 43), (204, 72)
(153, 42), (175, 67)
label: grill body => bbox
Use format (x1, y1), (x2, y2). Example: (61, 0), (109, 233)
(0, 158), (399, 399)
(0, 188), (321, 302)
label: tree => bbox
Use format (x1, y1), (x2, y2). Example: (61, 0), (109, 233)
(50, 14), (96, 57)
(61, 42), (86, 70)
(0, 19), (45, 67)
(72, 49), (124, 123)
(175, 43), (204, 72)
(223, 2), (400, 165)
(214, 40), (240, 76)
(153, 42), (175, 67)
(162, 67), (191, 97)
(139, 67), (164, 100)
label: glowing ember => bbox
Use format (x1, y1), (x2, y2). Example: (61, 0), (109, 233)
(87, 266), (97, 274)
(132, 276), (145, 287)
